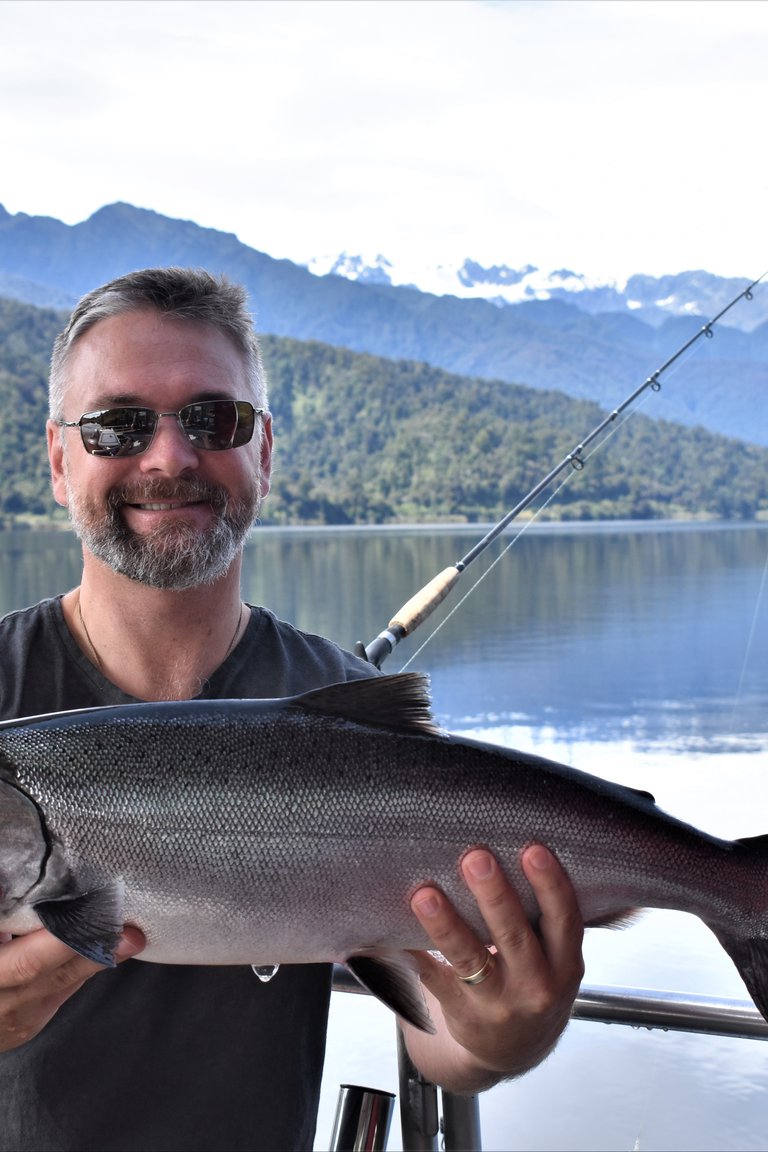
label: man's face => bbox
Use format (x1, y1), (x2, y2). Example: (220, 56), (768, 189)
(47, 309), (272, 590)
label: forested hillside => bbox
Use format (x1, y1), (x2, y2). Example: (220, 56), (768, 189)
(1, 296), (766, 529)
(0, 297), (63, 518)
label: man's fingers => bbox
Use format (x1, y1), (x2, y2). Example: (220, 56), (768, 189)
(409, 845), (584, 1008)
(2, 930), (105, 988)
(0, 927), (145, 1053)
(115, 926), (146, 960)
(459, 849), (541, 960)
(520, 845), (584, 981)
(410, 884), (498, 985)
(1, 926), (144, 989)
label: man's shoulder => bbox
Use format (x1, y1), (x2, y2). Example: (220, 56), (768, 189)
(0, 597), (62, 646)
(254, 607), (378, 674)
(217, 606), (380, 699)
(256, 608), (372, 666)
(0, 597), (96, 720)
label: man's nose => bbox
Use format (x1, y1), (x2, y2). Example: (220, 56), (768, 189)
(138, 412), (200, 474)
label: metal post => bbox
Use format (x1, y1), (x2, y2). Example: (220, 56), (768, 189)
(441, 1091), (482, 1151)
(396, 1025), (440, 1151)
(330, 1084), (396, 1151)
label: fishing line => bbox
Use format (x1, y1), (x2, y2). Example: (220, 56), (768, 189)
(357, 273), (766, 669)
(729, 540), (768, 729)
(396, 337), (719, 671)
(397, 380), (659, 671)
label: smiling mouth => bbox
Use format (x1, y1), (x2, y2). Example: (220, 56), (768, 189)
(110, 480), (227, 518)
(132, 501), (203, 512)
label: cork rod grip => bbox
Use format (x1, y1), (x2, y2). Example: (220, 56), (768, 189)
(388, 566), (462, 635)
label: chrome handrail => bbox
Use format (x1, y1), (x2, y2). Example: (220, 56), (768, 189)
(332, 966), (768, 1040)
(571, 983), (768, 1040)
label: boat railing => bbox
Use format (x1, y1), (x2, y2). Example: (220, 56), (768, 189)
(329, 966), (768, 1151)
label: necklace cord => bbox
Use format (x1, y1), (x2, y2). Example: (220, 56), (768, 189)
(75, 597), (245, 676)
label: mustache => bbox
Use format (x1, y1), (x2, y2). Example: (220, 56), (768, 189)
(107, 478), (230, 511)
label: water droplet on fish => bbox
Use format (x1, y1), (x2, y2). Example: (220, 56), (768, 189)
(252, 963), (280, 983)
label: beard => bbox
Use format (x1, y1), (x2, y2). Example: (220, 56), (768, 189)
(64, 473), (262, 591)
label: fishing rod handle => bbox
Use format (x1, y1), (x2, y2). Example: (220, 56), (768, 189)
(388, 566), (462, 634)
(356, 567), (462, 667)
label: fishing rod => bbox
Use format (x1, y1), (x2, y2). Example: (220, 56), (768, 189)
(355, 271), (766, 669)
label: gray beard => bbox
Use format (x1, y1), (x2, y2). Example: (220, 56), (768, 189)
(65, 475), (261, 591)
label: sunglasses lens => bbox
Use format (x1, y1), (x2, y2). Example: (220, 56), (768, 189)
(80, 408), (156, 457)
(179, 401), (256, 450)
(76, 402), (258, 456)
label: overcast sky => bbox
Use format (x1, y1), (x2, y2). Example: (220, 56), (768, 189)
(1, 0), (766, 282)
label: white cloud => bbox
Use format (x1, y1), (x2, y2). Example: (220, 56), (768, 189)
(0, 0), (766, 279)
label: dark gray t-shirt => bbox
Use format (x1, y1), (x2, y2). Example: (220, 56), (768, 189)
(0, 597), (378, 1152)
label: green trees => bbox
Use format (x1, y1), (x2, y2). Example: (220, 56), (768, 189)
(259, 335), (768, 525)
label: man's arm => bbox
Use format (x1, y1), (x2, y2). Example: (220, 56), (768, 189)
(0, 927), (144, 1051)
(402, 845), (584, 1093)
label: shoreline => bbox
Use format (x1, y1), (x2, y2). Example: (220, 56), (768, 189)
(1, 517), (767, 548)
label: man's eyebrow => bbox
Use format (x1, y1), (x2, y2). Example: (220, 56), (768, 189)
(84, 390), (233, 409)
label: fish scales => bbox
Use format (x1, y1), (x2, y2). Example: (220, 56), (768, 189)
(1, 672), (768, 1030)
(0, 701), (757, 941)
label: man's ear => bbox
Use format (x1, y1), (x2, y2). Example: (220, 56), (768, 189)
(259, 412), (273, 498)
(47, 420), (69, 508)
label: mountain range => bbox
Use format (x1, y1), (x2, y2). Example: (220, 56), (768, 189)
(0, 201), (766, 446)
(305, 252), (767, 333)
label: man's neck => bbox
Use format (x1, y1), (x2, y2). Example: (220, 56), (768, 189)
(63, 556), (247, 701)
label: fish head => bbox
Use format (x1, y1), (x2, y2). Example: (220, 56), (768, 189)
(0, 779), (48, 920)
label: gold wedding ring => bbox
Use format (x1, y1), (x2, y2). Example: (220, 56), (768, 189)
(457, 951), (495, 986)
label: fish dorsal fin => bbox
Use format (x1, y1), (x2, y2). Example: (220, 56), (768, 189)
(627, 787), (656, 803)
(296, 672), (441, 736)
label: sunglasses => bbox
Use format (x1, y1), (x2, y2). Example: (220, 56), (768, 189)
(58, 400), (265, 458)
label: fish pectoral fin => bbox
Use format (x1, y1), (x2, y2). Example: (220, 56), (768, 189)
(346, 951), (435, 1033)
(584, 908), (642, 930)
(35, 882), (125, 967)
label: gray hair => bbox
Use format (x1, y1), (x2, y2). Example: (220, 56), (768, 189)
(49, 267), (268, 419)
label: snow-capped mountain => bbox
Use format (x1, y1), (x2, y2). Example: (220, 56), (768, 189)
(305, 254), (766, 332)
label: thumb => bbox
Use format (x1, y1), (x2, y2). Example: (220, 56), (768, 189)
(114, 926), (146, 962)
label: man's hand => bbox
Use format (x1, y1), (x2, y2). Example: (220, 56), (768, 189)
(403, 845), (584, 1093)
(0, 927), (144, 1052)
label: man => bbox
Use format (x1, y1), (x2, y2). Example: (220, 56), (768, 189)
(0, 268), (584, 1150)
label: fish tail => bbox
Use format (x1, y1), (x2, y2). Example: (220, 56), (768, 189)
(709, 833), (768, 1022)
(708, 929), (768, 1021)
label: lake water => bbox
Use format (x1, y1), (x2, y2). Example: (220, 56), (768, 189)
(1, 521), (767, 1151)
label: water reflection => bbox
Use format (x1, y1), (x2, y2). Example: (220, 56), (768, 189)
(3, 522), (767, 750)
(238, 522), (768, 748)
(0, 530), (83, 611)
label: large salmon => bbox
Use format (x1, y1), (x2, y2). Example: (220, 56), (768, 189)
(1, 673), (767, 1031)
